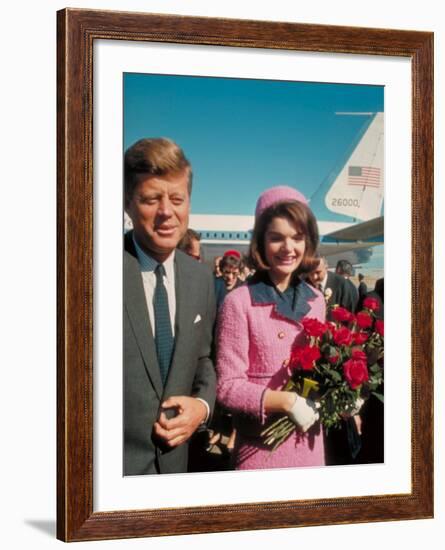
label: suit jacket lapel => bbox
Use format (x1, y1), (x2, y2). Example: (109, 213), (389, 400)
(124, 234), (163, 399)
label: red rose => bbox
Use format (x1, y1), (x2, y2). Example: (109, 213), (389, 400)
(375, 320), (384, 337)
(356, 311), (373, 329)
(363, 297), (380, 312)
(301, 318), (327, 338)
(351, 348), (367, 362)
(353, 331), (369, 345)
(328, 350), (340, 364)
(333, 326), (353, 346)
(331, 306), (353, 323)
(290, 345), (321, 371)
(343, 358), (369, 389)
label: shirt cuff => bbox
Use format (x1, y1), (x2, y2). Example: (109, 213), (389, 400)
(195, 398), (210, 424)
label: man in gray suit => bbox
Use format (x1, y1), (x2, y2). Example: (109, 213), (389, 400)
(335, 259), (359, 313)
(124, 138), (216, 475)
(307, 257), (356, 315)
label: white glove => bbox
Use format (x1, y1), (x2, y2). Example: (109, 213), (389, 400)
(287, 394), (320, 432)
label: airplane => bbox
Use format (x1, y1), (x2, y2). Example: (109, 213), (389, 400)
(123, 112), (384, 268)
(189, 112), (384, 267)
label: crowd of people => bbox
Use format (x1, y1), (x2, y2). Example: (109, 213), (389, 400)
(123, 137), (384, 476)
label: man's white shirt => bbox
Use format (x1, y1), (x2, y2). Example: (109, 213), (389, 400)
(133, 235), (176, 338)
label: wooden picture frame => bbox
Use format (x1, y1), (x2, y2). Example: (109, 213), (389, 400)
(57, 8), (434, 542)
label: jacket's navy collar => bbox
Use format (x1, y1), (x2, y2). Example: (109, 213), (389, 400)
(248, 272), (317, 323)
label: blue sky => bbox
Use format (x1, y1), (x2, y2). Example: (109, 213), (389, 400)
(123, 73), (384, 274)
(124, 73), (383, 218)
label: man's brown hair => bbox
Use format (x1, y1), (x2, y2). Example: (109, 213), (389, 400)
(249, 200), (319, 275)
(177, 228), (201, 253)
(220, 254), (244, 272)
(124, 138), (192, 206)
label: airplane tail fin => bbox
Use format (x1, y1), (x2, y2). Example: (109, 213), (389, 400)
(311, 112), (384, 222)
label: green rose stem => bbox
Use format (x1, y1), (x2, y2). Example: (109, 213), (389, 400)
(268, 420), (293, 440)
(261, 378), (298, 443)
(263, 421), (295, 450)
(272, 431), (294, 451)
(261, 416), (291, 440)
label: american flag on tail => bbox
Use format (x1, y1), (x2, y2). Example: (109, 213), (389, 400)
(348, 165), (381, 188)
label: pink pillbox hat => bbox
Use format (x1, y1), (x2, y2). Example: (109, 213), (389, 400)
(254, 185), (309, 219)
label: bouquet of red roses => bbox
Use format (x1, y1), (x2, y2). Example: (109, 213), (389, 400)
(261, 297), (384, 450)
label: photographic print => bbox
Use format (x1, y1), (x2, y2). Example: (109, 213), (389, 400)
(123, 73), (384, 476)
(57, 8), (432, 541)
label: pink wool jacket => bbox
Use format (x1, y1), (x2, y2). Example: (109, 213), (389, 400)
(216, 277), (326, 471)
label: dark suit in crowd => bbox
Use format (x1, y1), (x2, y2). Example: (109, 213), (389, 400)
(322, 273), (359, 465)
(322, 270), (358, 465)
(358, 280), (368, 301)
(324, 271), (358, 316)
(326, 281), (384, 466)
(343, 277), (359, 312)
(355, 281), (384, 464)
(214, 275), (243, 310)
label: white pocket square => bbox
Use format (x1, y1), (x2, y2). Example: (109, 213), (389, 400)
(194, 314), (202, 324)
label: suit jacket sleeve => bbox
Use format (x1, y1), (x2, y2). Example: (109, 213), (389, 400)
(190, 268), (217, 416)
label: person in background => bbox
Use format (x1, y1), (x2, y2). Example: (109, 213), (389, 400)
(358, 277), (383, 315)
(357, 273), (368, 302)
(177, 228), (202, 261)
(239, 255), (254, 281)
(374, 277), (384, 304)
(209, 251), (245, 457)
(335, 259), (359, 312)
(214, 251), (244, 310)
(213, 255), (223, 278)
(307, 256), (352, 316)
(123, 137), (216, 475)
(308, 257), (362, 466)
(216, 186), (326, 470)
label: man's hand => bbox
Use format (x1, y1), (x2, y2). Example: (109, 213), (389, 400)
(353, 414), (363, 435)
(153, 396), (207, 448)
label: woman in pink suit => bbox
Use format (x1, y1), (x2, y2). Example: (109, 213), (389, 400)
(216, 186), (326, 470)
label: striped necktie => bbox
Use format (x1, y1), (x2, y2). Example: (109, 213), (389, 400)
(153, 264), (174, 385)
